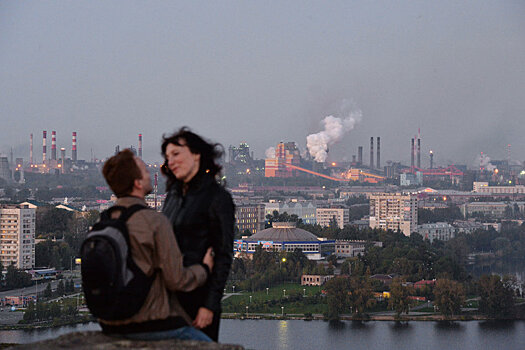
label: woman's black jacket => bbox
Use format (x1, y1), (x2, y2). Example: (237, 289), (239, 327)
(162, 173), (235, 316)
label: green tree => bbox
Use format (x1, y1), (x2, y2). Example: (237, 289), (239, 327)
(23, 302), (36, 322)
(478, 274), (515, 319)
(4, 265), (32, 289)
(388, 279), (414, 318)
(56, 280), (65, 296)
(348, 275), (376, 316)
(324, 277), (351, 320)
(44, 282), (52, 298)
(433, 279), (465, 318)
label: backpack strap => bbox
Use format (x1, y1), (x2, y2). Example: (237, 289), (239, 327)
(100, 205), (127, 221)
(119, 204), (150, 222)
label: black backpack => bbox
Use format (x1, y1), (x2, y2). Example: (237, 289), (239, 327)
(80, 204), (155, 321)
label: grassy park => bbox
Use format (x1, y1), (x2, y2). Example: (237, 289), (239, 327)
(223, 283), (327, 315)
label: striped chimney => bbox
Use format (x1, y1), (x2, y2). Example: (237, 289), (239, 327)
(138, 134), (143, 158)
(43, 131), (47, 163)
(51, 131), (57, 160)
(72, 132), (77, 162)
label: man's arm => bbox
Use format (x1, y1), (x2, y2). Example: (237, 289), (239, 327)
(150, 212), (209, 292)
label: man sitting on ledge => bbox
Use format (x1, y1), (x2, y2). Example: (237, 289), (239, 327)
(99, 149), (214, 341)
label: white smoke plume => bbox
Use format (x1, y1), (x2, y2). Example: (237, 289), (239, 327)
(265, 147), (276, 159)
(307, 103), (362, 162)
(475, 153), (496, 171)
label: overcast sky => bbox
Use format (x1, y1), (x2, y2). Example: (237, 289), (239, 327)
(1, 1), (524, 167)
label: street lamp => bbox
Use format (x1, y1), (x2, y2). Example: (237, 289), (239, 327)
(232, 285), (235, 293)
(281, 306), (284, 317)
(283, 289), (286, 297)
(246, 306), (249, 317)
(250, 295), (252, 303)
(266, 287), (269, 295)
(303, 288), (306, 297)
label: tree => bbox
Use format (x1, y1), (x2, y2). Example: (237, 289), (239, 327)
(389, 279), (414, 318)
(478, 274), (515, 319)
(348, 275), (376, 316)
(4, 265), (32, 290)
(433, 279), (465, 318)
(324, 277), (351, 320)
(23, 302), (36, 322)
(44, 283), (52, 298)
(56, 280), (65, 296)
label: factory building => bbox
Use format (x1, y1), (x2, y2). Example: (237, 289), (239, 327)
(0, 204), (36, 269)
(369, 193), (418, 236)
(265, 142), (301, 177)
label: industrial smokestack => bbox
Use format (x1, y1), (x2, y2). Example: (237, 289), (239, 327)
(60, 148), (66, 173)
(30, 133), (33, 165)
(358, 146), (363, 165)
(430, 150), (434, 169)
(72, 132), (77, 162)
(138, 134), (143, 158)
(51, 131), (57, 160)
(410, 138), (414, 168)
(376, 137), (381, 169)
(42, 131), (47, 164)
(352, 155), (356, 163)
(370, 137), (374, 169)
(417, 138), (421, 169)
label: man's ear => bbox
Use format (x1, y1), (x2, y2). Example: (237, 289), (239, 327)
(134, 178), (142, 191)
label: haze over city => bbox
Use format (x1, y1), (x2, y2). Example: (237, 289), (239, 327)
(1, 1), (525, 165)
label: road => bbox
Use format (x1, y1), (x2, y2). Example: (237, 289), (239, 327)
(0, 276), (81, 299)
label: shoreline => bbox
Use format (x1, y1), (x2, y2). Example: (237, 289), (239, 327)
(1, 313), (521, 331)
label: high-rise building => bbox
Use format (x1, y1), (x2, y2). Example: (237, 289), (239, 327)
(0, 204), (35, 269)
(235, 204), (266, 234)
(369, 193), (418, 236)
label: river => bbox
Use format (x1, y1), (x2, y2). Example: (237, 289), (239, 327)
(1, 319), (525, 350)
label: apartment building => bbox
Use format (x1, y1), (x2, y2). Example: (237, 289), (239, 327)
(316, 207), (349, 229)
(369, 193), (418, 236)
(235, 204), (266, 234)
(0, 204), (35, 269)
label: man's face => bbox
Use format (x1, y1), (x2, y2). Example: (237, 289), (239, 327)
(135, 157), (153, 195)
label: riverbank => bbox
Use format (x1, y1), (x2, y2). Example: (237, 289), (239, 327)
(222, 312), (519, 321)
(0, 316), (94, 330)
(2, 310), (520, 331)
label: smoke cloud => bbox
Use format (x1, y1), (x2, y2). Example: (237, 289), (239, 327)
(265, 147), (276, 159)
(306, 102), (362, 162)
(475, 153), (496, 171)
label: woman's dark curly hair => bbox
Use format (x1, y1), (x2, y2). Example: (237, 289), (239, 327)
(161, 127), (223, 190)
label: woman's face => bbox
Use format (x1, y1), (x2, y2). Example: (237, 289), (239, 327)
(165, 141), (201, 183)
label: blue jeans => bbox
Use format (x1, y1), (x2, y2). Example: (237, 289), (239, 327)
(120, 326), (212, 342)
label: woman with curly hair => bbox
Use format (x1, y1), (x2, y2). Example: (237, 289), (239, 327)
(161, 127), (234, 342)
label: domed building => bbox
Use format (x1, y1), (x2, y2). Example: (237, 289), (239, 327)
(234, 222), (335, 260)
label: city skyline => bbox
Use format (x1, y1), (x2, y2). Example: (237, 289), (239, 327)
(1, 1), (524, 165)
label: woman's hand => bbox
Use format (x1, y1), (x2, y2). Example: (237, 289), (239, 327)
(192, 307), (214, 329)
(203, 247), (214, 272)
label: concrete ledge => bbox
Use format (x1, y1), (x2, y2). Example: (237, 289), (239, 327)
(8, 331), (244, 349)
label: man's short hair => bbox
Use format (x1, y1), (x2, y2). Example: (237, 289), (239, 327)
(102, 149), (142, 197)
